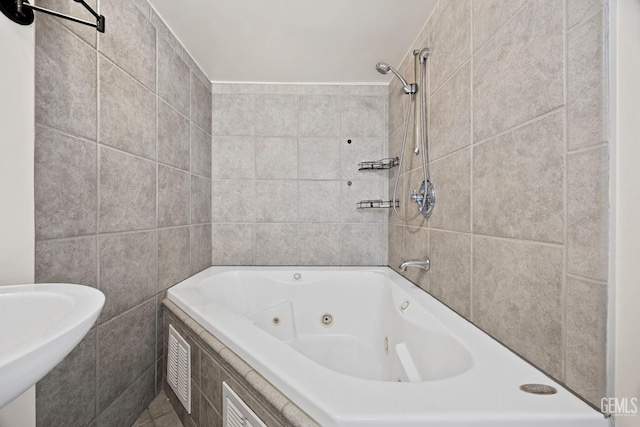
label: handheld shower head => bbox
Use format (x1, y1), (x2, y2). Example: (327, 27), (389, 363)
(375, 62), (391, 74)
(375, 62), (416, 94)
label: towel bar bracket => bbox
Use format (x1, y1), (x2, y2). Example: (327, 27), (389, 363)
(1, 0), (105, 33)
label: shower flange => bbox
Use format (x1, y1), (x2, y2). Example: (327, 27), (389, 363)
(0, 0), (34, 26)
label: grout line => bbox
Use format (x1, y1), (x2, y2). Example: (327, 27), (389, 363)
(567, 142), (609, 154)
(472, 0), (533, 57)
(98, 52), (155, 95)
(472, 105), (565, 146)
(94, 13), (101, 417)
(566, 272), (608, 286)
(154, 29), (161, 395)
(469, 0), (475, 322)
(561, 0), (570, 383)
(566, 5), (606, 34)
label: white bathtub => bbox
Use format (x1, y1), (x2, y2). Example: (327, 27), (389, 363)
(168, 266), (607, 427)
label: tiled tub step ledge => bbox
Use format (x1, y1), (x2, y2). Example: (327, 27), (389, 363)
(162, 299), (319, 427)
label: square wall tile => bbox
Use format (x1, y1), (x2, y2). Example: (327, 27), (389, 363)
(36, 237), (97, 287)
(130, 0), (149, 19)
(297, 224), (341, 265)
(568, 11), (607, 150)
(200, 350), (221, 412)
(191, 175), (212, 225)
(99, 148), (156, 233)
(99, 0), (156, 90)
(98, 231), (157, 323)
(341, 224), (384, 266)
(472, 0), (527, 51)
(565, 276), (607, 406)
(568, 146), (609, 281)
(212, 224), (255, 265)
(212, 180), (255, 223)
(212, 94), (255, 136)
(255, 223), (298, 265)
(158, 227), (191, 291)
(97, 299), (155, 411)
(158, 36), (190, 116)
(37, 329), (96, 427)
(150, 9), (183, 57)
(473, 0), (563, 141)
(158, 165), (190, 228)
(473, 236), (563, 379)
(341, 180), (387, 224)
(191, 224), (212, 274)
(254, 94), (298, 136)
(255, 180), (298, 223)
(298, 138), (341, 180)
(191, 124), (212, 178)
(428, 148), (471, 232)
(35, 126), (97, 240)
(36, 0), (96, 46)
(255, 137), (298, 179)
(97, 364), (156, 427)
(341, 96), (385, 137)
(298, 95), (340, 137)
(428, 231), (470, 318)
(473, 111), (564, 243)
(429, 63), (471, 161)
(99, 57), (156, 160)
(212, 136), (255, 179)
(36, 16), (96, 140)
(388, 225), (405, 276)
(403, 226), (429, 290)
(298, 181), (341, 223)
(429, 0), (471, 92)
(389, 78), (406, 135)
(158, 100), (190, 171)
(191, 73), (212, 134)
(567, 0), (604, 29)
(341, 138), (385, 181)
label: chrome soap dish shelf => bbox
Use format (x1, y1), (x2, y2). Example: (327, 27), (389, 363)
(356, 200), (399, 209)
(358, 157), (399, 170)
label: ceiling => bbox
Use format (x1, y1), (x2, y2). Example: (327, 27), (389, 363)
(148, 0), (437, 83)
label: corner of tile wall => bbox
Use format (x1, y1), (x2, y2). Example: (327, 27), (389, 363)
(210, 83), (389, 266)
(34, 0), (213, 424)
(388, 0), (609, 408)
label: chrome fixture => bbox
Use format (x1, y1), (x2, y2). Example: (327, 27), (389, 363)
(399, 258), (430, 272)
(378, 47), (436, 221)
(0, 0), (105, 32)
(375, 63), (417, 94)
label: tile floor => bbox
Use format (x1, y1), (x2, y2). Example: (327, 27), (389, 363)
(132, 390), (183, 427)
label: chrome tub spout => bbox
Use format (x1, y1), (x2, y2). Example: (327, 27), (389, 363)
(399, 258), (430, 272)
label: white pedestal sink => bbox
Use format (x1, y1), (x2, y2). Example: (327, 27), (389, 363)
(0, 283), (105, 409)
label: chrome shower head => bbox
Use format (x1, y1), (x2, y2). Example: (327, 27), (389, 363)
(375, 62), (416, 94)
(375, 62), (391, 74)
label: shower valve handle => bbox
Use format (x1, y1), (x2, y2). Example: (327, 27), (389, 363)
(410, 189), (424, 204)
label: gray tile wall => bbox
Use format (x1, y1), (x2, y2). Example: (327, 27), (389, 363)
(388, 0), (609, 406)
(33, 0), (213, 424)
(211, 84), (389, 266)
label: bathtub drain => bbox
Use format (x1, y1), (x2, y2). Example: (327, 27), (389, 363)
(321, 313), (333, 327)
(272, 317), (280, 325)
(519, 384), (557, 395)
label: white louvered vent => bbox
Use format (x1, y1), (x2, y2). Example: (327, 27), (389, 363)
(223, 382), (266, 427)
(167, 324), (191, 413)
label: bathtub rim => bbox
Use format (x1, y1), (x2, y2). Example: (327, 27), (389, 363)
(167, 266), (608, 427)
